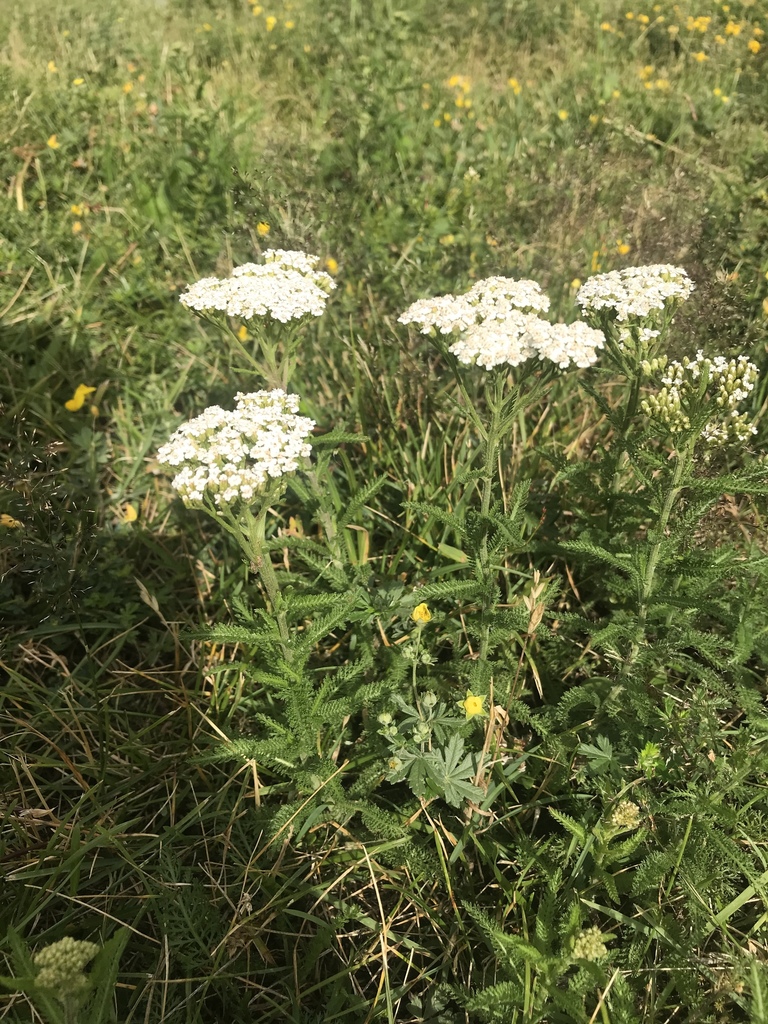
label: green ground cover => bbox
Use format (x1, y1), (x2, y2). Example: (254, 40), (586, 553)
(2, 0), (768, 1020)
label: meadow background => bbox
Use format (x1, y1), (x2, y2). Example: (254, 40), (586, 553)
(2, 0), (768, 1021)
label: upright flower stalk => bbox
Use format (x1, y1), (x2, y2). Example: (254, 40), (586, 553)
(156, 389), (315, 661)
(179, 249), (336, 390)
(399, 275), (606, 677)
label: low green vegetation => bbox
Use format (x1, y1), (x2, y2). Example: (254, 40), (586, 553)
(2, 1), (768, 1021)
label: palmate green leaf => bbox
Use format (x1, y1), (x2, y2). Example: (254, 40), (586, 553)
(424, 735), (483, 808)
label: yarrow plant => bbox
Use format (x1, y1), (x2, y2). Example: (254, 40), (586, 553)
(180, 249), (336, 388)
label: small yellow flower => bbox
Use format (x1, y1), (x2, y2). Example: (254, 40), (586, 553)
(237, 325), (249, 342)
(748, 39), (761, 53)
(122, 81), (133, 93)
(713, 87), (722, 96)
(639, 64), (654, 79)
(611, 89), (621, 98)
(72, 77), (84, 86)
(303, 44), (311, 52)
(325, 256), (338, 274)
(570, 277), (582, 290)
(126, 61), (137, 72)
(439, 233), (456, 245)
(754, 28), (765, 39)
(252, 4), (263, 13)
(265, 15), (277, 31)
(762, 297), (768, 317)
(589, 113), (600, 124)
(693, 51), (709, 61)
(625, 11), (635, 19)
(72, 220), (82, 234)
(458, 690), (486, 720)
(47, 134), (60, 149)
(600, 21), (614, 31)
(122, 503), (138, 523)
(616, 239), (631, 255)
(591, 250), (602, 273)
(721, 94), (730, 103)
(65, 384), (96, 412)
(411, 602), (432, 624)
(443, 111), (451, 121)
(70, 203), (83, 215)
(668, 24), (679, 35)
(433, 118), (441, 127)
(257, 221), (270, 236)
(507, 77), (522, 94)
(655, 78), (670, 89)
(557, 108), (569, 120)
(637, 13), (650, 24)
(0, 514), (23, 529)
(284, 20), (295, 29)
(725, 20), (741, 36)
(47, 60), (58, 73)
(202, 22), (212, 31)
(714, 34), (726, 44)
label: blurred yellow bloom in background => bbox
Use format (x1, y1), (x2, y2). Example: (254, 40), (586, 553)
(65, 384), (96, 412)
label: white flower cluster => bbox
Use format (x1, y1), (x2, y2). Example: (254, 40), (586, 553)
(449, 313), (604, 370)
(399, 275), (603, 371)
(34, 936), (99, 994)
(398, 275), (550, 336)
(572, 926), (609, 962)
(157, 390), (315, 506)
(641, 351), (758, 444)
(180, 249), (335, 324)
(577, 265), (694, 321)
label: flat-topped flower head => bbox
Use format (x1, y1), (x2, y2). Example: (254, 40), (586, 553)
(157, 390), (315, 507)
(447, 314), (604, 371)
(576, 264), (694, 322)
(398, 275), (550, 336)
(180, 249), (335, 323)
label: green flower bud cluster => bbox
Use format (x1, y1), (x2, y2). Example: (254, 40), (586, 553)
(571, 925), (610, 961)
(34, 936), (99, 998)
(640, 355), (668, 377)
(610, 799), (642, 830)
(412, 721), (432, 743)
(641, 350), (758, 444)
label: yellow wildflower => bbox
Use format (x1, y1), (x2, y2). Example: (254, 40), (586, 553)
(65, 384), (96, 412)
(70, 204), (83, 215)
(589, 113), (600, 124)
(508, 77), (522, 94)
(754, 28), (765, 39)
(325, 256), (338, 274)
(202, 22), (212, 31)
(433, 118), (441, 127)
(668, 24), (679, 35)
(303, 44), (311, 52)
(458, 690), (486, 720)
(637, 13), (650, 24)
(748, 39), (761, 53)
(72, 220), (82, 234)
(655, 78), (670, 89)
(122, 503), (138, 523)
(252, 4), (263, 13)
(693, 51), (709, 61)
(725, 20), (741, 35)
(612, 89), (621, 98)
(47, 60), (58, 73)
(284, 20), (295, 29)
(411, 603), (432, 624)
(570, 277), (582, 289)
(0, 514), (23, 529)
(600, 21), (614, 31)
(47, 134), (60, 149)
(714, 34), (726, 44)
(616, 239), (631, 255)
(237, 325), (249, 341)
(557, 109), (569, 120)
(639, 64), (654, 79)
(625, 11), (635, 19)
(72, 77), (84, 86)
(265, 15), (277, 31)
(713, 87), (723, 95)
(763, 297), (768, 317)
(256, 221), (270, 236)
(122, 81), (133, 93)
(439, 233), (455, 245)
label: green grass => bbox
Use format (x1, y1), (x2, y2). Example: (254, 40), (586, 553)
(2, 0), (768, 1021)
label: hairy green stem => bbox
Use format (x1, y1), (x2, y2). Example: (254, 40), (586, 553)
(624, 433), (695, 672)
(242, 506), (292, 657)
(477, 373), (506, 664)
